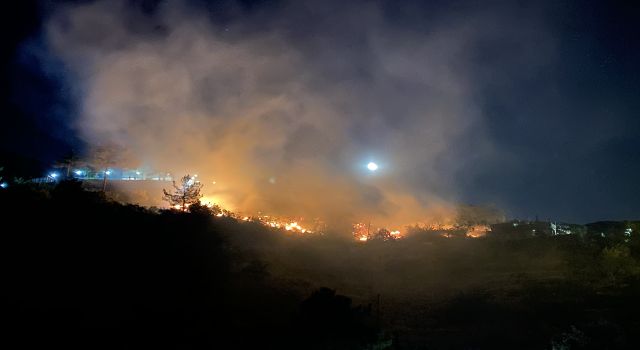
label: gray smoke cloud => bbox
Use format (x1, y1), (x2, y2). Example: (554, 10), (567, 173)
(44, 0), (552, 229)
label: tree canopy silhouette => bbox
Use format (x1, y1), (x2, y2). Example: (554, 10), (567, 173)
(162, 174), (203, 211)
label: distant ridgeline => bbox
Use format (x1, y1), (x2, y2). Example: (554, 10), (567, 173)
(396, 218), (638, 242)
(487, 220), (638, 240)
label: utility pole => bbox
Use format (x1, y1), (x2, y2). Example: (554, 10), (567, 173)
(102, 171), (108, 192)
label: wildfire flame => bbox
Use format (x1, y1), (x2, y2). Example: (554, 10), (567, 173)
(179, 194), (493, 242)
(466, 225), (491, 238)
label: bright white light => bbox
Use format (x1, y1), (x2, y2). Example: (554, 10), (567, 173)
(0, 182), (8, 188)
(105, 170), (112, 175)
(135, 171), (141, 175)
(74, 170), (83, 176)
(367, 162), (378, 171)
(49, 172), (59, 178)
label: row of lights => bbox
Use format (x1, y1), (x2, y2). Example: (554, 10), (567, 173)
(9, 159), (379, 195)
(48, 169), (113, 181)
(45, 161), (378, 181)
(50, 169), (146, 179)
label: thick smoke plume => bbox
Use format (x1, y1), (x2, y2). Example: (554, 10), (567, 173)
(44, 0), (550, 229)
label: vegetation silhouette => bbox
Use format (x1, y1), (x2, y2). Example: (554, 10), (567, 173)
(2, 181), (380, 349)
(3, 181), (640, 349)
(163, 174), (204, 212)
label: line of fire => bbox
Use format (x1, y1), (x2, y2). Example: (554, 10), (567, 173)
(27, 164), (634, 244)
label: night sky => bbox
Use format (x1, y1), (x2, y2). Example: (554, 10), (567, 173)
(1, 0), (639, 223)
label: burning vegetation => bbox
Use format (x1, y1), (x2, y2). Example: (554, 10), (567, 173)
(194, 191), (494, 242)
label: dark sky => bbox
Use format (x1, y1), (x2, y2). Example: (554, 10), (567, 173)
(1, 0), (639, 223)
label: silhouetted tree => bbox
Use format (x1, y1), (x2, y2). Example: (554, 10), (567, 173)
(163, 174), (203, 211)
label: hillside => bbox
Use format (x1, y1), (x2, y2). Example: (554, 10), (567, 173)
(3, 181), (640, 349)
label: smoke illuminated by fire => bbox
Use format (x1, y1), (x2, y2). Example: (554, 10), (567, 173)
(41, 0), (540, 232)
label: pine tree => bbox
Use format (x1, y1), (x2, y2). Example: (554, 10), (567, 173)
(162, 174), (203, 211)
